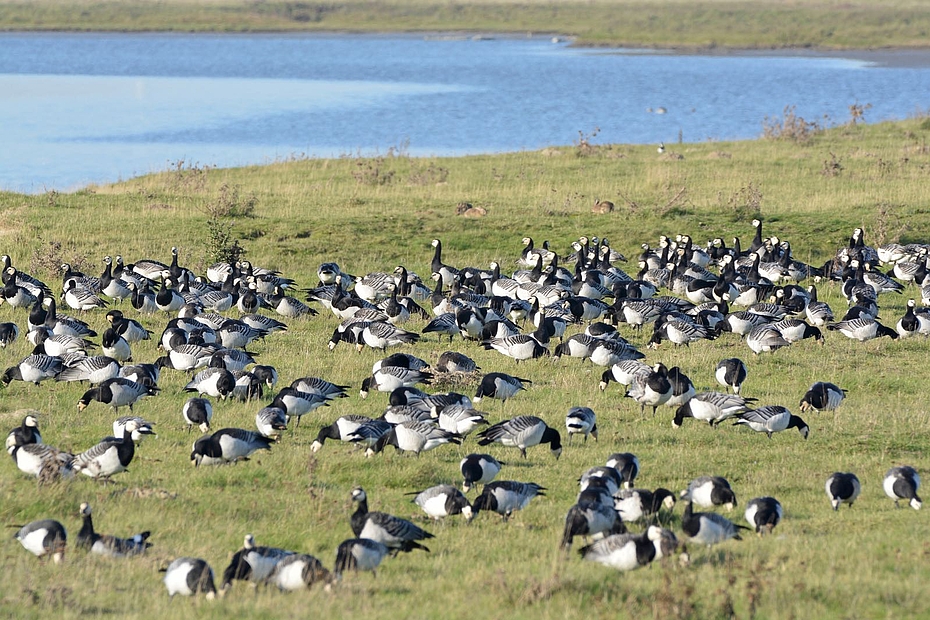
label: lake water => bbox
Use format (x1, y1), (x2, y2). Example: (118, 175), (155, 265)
(2, 33), (929, 193)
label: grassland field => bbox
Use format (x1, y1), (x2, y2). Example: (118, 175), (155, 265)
(0, 117), (929, 619)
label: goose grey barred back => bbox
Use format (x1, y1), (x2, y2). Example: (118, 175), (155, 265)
(366, 420), (461, 457)
(472, 480), (546, 521)
(734, 405), (809, 439)
(884, 466), (921, 510)
(267, 553), (331, 591)
(473, 372), (530, 404)
(577, 526), (665, 571)
(827, 317), (898, 341)
(350, 487), (434, 552)
(334, 538), (390, 579)
(56, 355), (121, 385)
(190, 428), (273, 466)
(565, 406), (597, 443)
(673, 391), (757, 428)
(63, 277), (107, 312)
(346, 419), (393, 449)
(77, 502), (152, 557)
(561, 501), (626, 549)
(310, 415), (372, 453)
(2, 349), (64, 385)
(15, 519), (67, 563)
(436, 350), (479, 374)
(825, 472), (861, 510)
(72, 419), (139, 481)
(433, 404), (489, 437)
(799, 382), (847, 413)
(271, 387), (331, 427)
(373, 352), (431, 373)
(579, 466), (624, 496)
(681, 476), (737, 511)
(112, 415), (156, 443)
(221, 534), (295, 592)
(255, 406), (288, 439)
(421, 312), (459, 343)
(477, 415), (562, 459)
(681, 502), (748, 547)
(770, 318), (824, 345)
(8, 442), (75, 480)
(598, 359), (651, 391)
(119, 362), (160, 387)
(359, 366), (433, 399)
(409, 484), (474, 521)
(460, 453), (504, 492)
(744, 497), (782, 535)
(626, 363), (673, 416)
(715, 358), (747, 394)
(589, 338), (645, 366)
(77, 377), (159, 412)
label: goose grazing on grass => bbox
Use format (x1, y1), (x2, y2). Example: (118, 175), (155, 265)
(105, 309), (151, 343)
(15, 519), (67, 564)
(77, 502), (151, 557)
(745, 324), (790, 354)
(359, 366), (433, 399)
(715, 358), (747, 394)
(309, 415), (372, 453)
(436, 350), (479, 374)
(358, 321), (420, 352)
(255, 406), (288, 439)
(271, 387), (331, 428)
(799, 382), (847, 413)
(477, 415), (562, 459)
(350, 487), (434, 553)
(163, 557), (217, 599)
(183, 397), (213, 434)
(606, 453), (640, 489)
(221, 534), (294, 593)
(561, 501), (626, 550)
(614, 488), (676, 523)
(625, 362), (673, 416)
(334, 538), (390, 579)
(565, 406), (597, 443)
(366, 420), (461, 457)
(191, 428), (273, 466)
(734, 405), (809, 439)
(409, 484), (474, 521)
(884, 466), (921, 510)
(290, 376), (348, 400)
(744, 497), (782, 535)
(433, 404), (488, 437)
(577, 526), (665, 571)
(0, 321), (19, 347)
(268, 553), (331, 591)
(56, 355), (121, 384)
(827, 317), (898, 342)
(77, 377), (159, 412)
(473, 372), (531, 404)
(598, 360), (651, 392)
(7, 441), (74, 480)
(681, 502), (747, 547)
(112, 416), (156, 444)
(184, 359), (235, 400)
(579, 466), (624, 496)
(825, 472), (861, 510)
(673, 392), (756, 429)
(472, 480), (546, 521)
(460, 453), (504, 492)
(681, 476), (737, 511)
(2, 348), (64, 385)
(72, 419), (139, 482)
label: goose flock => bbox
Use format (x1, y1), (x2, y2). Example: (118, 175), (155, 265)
(3, 222), (926, 603)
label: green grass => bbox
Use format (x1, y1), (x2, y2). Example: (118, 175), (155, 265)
(3, 0), (930, 50)
(1, 118), (930, 618)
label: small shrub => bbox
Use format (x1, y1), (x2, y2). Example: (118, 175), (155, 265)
(574, 126), (601, 157)
(205, 217), (247, 266)
(166, 159), (212, 192)
(352, 157), (395, 186)
(408, 161), (449, 186)
(847, 101), (872, 126)
(205, 184), (257, 218)
(821, 152), (843, 177)
(762, 106), (820, 143)
(722, 182), (763, 220)
(29, 235), (89, 278)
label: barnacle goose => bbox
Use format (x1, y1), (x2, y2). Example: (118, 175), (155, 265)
(606, 453), (640, 489)
(825, 472), (861, 510)
(2, 347), (64, 385)
(666, 366), (696, 408)
(221, 534), (294, 593)
(614, 488), (676, 523)
(182, 397), (213, 434)
(896, 299), (929, 338)
(269, 387), (330, 428)
(433, 404), (488, 437)
(351, 487), (434, 552)
(884, 466), (921, 510)
(460, 453), (504, 492)
(409, 484), (474, 521)
(190, 428), (273, 466)
(477, 415), (562, 459)
(715, 358), (748, 394)
(565, 406), (597, 443)
(577, 526), (665, 571)
(56, 355), (121, 385)
(681, 476), (737, 511)
(72, 419), (139, 481)
(744, 497), (782, 535)
(473, 372), (530, 404)
(561, 501), (626, 549)
(268, 553), (331, 591)
(255, 406), (288, 439)
(15, 519), (67, 563)
(734, 405), (809, 439)
(112, 416), (156, 443)
(745, 324), (790, 354)
(681, 502), (747, 547)
(366, 420), (461, 457)
(77, 378), (159, 412)
(626, 363), (673, 416)
(799, 382), (847, 413)
(77, 503), (151, 557)
(6, 413), (41, 447)
(8, 441), (74, 480)
(309, 415), (371, 453)
(100, 328), (131, 362)
(673, 392), (756, 428)
(436, 351), (479, 374)
(472, 480), (546, 521)
(163, 557), (217, 598)
(334, 538), (390, 578)
(598, 360), (651, 392)
(359, 366), (433, 399)
(827, 317), (898, 341)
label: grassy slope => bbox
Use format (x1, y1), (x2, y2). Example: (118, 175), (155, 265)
(2, 0), (930, 49)
(1, 119), (930, 618)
